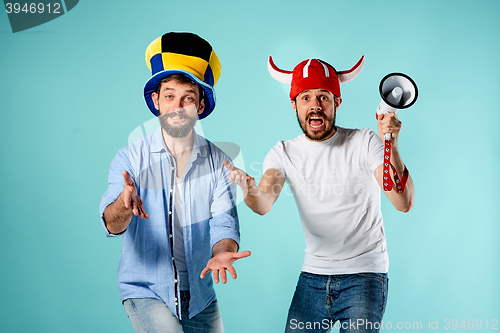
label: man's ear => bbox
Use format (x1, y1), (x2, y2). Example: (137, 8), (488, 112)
(291, 100), (297, 114)
(335, 96), (343, 109)
(151, 92), (160, 111)
(198, 98), (206, 115)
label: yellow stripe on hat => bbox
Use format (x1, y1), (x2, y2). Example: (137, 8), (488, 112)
(145, 36), (162, 71)
(161, 53), (209, 82)
(209, 50), (222, 85)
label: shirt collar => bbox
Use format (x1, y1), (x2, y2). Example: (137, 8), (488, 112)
(150, 126), (208, 159)
(150, 126), (167, 153)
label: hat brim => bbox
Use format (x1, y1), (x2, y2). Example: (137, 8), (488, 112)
(144, 69), (216, 119)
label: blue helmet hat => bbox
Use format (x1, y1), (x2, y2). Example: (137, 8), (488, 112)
(144, 32), (222, 119)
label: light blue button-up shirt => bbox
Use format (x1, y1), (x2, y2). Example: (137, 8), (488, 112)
(99, 126), (240, 319)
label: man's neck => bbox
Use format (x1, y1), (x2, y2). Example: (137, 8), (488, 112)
(162, 128), (195, 157)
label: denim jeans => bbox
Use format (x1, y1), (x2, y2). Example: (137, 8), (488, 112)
(124, 291), (224, 333)
(285, 272), (388, 333)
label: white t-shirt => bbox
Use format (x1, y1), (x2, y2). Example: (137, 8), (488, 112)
(263, 127), (388, 274)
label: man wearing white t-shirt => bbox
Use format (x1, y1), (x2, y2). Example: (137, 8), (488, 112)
(224, 56), (414, 333)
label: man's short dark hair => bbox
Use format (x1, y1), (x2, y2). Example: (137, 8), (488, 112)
(155, 73), (205, 103)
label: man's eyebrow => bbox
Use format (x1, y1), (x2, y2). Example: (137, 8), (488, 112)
(162, 87), (197, 94)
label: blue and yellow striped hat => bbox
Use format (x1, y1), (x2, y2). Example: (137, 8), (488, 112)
(144, 32), (221, 119)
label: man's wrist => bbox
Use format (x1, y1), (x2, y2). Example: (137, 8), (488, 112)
(212, 238), (238, 256)
(247, 184), (261, 196)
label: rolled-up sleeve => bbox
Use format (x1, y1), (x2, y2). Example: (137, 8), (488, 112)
(99, 147), (134, 237)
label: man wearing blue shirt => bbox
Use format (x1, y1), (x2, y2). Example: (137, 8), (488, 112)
(99, 32), (250, 333)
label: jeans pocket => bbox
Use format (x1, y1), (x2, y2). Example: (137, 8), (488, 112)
(356, 272), (387, 282)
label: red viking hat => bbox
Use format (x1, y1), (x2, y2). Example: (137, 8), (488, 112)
(267, 56), (365, 100)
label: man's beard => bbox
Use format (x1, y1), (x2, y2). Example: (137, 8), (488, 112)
(296, 108), (337, 142)
(159, 109), (198, 138)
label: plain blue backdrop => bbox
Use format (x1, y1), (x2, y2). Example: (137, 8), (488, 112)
(0, 0), (498, 332)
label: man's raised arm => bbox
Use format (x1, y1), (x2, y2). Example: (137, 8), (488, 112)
(374, 113), (415, 212)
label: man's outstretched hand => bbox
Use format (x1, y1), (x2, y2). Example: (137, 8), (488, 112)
(223, 160), (256, 198)
(122, 171), (149, 219)
(200, 251), (251, 284)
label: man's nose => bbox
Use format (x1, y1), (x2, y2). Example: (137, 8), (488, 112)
(310, 98), (322, 111)
(171, 98), (183, 110)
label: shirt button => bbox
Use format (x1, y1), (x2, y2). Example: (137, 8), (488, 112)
(172, 257), (175, 261)
(174, 279), (178, 283)
(169, 211), (172, 215)
(175, 302), (178, 306)
(169, 234), (173, 238)
(171, 166), (175, 171)
(170, 188), (173, 193)
(174, 297), (178, 301)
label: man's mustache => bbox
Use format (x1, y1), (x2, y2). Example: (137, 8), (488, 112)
(163, 109), (188, 118)
(306, 111), (326, 119)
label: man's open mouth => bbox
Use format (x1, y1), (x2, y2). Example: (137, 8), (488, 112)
(308, 116), (324, 129)
(169, 115), (186, 120)
(167, 110), (187, 122)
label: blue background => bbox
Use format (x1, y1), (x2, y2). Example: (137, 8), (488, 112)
(1, 0), (498, 332)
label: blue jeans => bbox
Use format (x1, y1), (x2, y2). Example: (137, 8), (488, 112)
(124, 291), (224, 333)
(285, 272), (388, 333)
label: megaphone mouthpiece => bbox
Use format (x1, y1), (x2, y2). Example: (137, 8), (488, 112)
(385, 87), (403, 106)
(377, 72), (418, 116)
(379, 73), (418, 109)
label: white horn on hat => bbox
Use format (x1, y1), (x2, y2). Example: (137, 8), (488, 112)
(267, 56), (293, 85)
(337, 56), (365, 84)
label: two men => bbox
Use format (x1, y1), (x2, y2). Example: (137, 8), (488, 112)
(226, 56), (414, 332)
(101, 31), (415, 333)
(100, 32), (250, 333)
